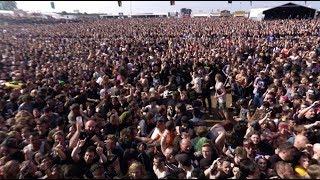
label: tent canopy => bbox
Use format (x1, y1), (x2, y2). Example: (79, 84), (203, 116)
(263, 3), (316, 20)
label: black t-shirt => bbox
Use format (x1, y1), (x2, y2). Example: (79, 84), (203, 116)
(202, 80), (212, 96)
(52, 148), (72, 165)
(257, 140), (274, 156)
(79, 131), (103, 155)
(9, 150), (24, 162)
(102, 150), (119, 178)
(268, 154), (289, 169)
(74, 159), (96, 179)
(119, 139), (138, 150)
(99, 101), (112, 117)
(138, 152), (153, 173)
(218, 171), (233, 179)
(103, 123), (119, 136)
(188, 89), (197, 102)
(196, 155), (217, 170)
(86, 87), (100, 100)
(165, 161), (180, 176)
(22, 173), (38, 179)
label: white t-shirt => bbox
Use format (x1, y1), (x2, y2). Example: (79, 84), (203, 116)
(186, 166), (195, 179)
(151, 128), (163, 140)
(153, 166), (168, 179)
(215, 82), (226, 103)
(193, 77), (202, 93)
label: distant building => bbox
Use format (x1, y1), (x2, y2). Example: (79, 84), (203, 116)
(233, 10), (249, 18)
(220, 10), (231, 17)
(168, 12), (178, 18)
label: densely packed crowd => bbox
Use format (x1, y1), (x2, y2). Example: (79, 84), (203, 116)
(0, 16), (319, 179)
(0, 14), (82, 25)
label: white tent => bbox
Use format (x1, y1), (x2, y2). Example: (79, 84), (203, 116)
(249, 8), (270, 21)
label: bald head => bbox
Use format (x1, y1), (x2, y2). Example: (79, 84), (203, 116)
(313, 143), (320, 157)
(180, 138), (191, 153)
(85, 120), (96, 132)
(294, 134), (309, 150)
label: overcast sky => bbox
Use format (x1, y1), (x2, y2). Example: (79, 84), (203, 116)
(16, 1), (320, 14)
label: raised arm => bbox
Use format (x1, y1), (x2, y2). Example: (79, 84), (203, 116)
(96, 144), (108, 164)
(160, 130), (169, 154)
(69, 122), (82, 149)
(71, 139), (86, 162)
(298, 101), (319, 119)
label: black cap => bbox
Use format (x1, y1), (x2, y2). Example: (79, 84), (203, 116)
(199, 158), (212, 170)
(175, 153), (191, 167)
(1, 137), (18, 149)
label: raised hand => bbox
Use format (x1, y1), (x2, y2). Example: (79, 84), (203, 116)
(77, 139), (86, 148)
(96, 144), (104, 156)
(55, 143), (63, 150)
(312, 101), (319, 107)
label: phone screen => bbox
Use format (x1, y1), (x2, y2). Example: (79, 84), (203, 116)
(76, 116), (83, 124)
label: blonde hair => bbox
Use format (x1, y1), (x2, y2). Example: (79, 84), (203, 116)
(127, 161), (146, 178)
(15, 110), (34, 127)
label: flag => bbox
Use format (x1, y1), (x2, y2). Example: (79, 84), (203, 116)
(50, 2), (55, 9)
(170, 1), (175, 5)
(228, 1), (232, 4)
(118, 1), (122, 7)
(250, 1), (252, 6)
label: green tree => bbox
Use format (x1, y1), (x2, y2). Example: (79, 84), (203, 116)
(0, 1), (17, 10)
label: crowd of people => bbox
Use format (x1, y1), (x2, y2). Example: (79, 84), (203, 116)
(0, 16), (319, 179)
(0, 14), (82, 25)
